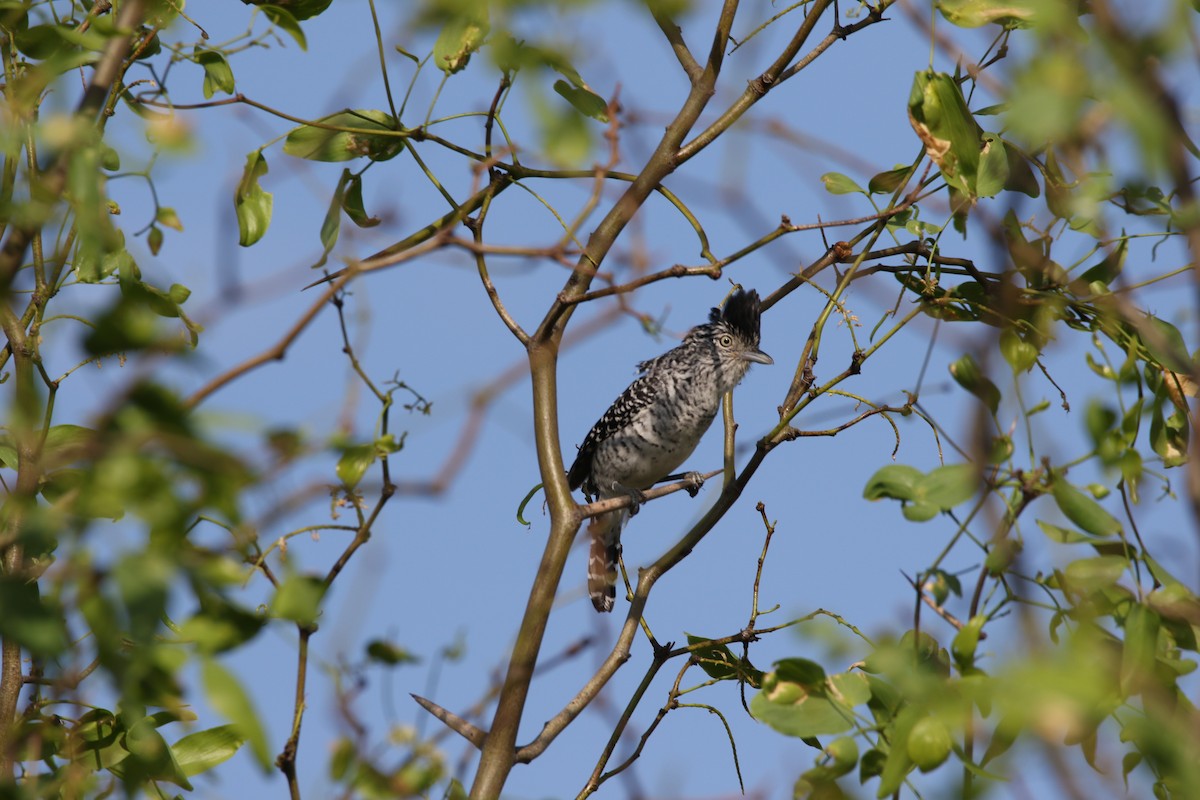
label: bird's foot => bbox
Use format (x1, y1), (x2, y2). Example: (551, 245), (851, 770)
(683, 471), (705, 498)
(614, 482), (648, 516)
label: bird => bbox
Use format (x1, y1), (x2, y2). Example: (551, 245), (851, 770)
(567, 289), (773, 612)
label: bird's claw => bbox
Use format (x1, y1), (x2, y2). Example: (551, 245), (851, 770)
(619, 484), (647, 516)
(684, 471), (705, 498)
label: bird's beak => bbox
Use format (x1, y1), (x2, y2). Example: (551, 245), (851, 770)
(741, 348), (773, 365)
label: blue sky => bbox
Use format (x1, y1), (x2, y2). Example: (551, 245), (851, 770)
(49, 1), (1200, 798)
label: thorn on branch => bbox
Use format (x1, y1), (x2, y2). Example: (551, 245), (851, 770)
(411, 694), (488, 750)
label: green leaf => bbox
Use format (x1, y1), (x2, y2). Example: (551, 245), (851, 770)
(1037, 519), (1101, 544)
(687, 634), (764, 686)
(951, 615), (986, 670)
(1080, 239), (1126, 286)
(336, 442), (375, 488)
(271, 574), (326, 626)
(0, 577), (67, 655)
(42, 424), (94, 464)
(316, 170), (348, 267)
(877, 707), (919, 796)
(534, 92), (592, 166)
(828, 672), (871, 706)
(774, 658), (827, 688)
(820, 172), (865, 195)
(41, 468), (126, 519)
(342, 173), (380, 228)
(201, 658), (271, 770)
(156, 206), (183, 231)
(907, 716), (953, 772)
(934, 0), (1040, 28)
(908, 71), (984, 200)
(179, 601), (265, 654)
(282, 110), (403, 163)
(902, 501), (940, 522)
(1063, 555), (1128, 593)
(949, 354), (1000, 414)
(235, 150), (273, 246)
(195, 49), (234, 99)
(863, 465), (923, 502)
(123, 716), (194, 789)
(272, 0), (332, 21)
(1052, 479), (1122, 537)
(261, 5), (307, 50)
(1120, 604), (1161, 697)
(552, 79), (609, 122)
(999, 328), (1038, 372)
(868, 164), (915, 195)
(751, 688), (854, 739)
(14, 24), (68, 59)
(1150, 403), (1188, 467)
(171, 724), (245, 777)
(1141, 316), (1192, 374)
(147, 225), (164, 255)
(919, 463), (978, 509)
(366, 640), (419, 666)
(432, 12), (488, 74)
(976, 133), (1009, 198)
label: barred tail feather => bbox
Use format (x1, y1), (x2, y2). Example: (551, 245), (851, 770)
(587, 510), (624, 613)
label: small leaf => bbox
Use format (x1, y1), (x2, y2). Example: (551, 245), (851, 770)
(124, 716), (194, 789)
(1080, 239), (1126, 286)
(820, 172), (865, 195)
(775, 658), (827, 687)
(868, 164), (915, 195)
(1036, 520), (1100, 544)
(1063, 555), (1128, 593)
(271, 574), (326, 626)
(999, 328), (1038, 372)
(553, 79), (609, 122)
(156, 206), (183, 231)
(976, 133), (1009, 198)
(935, 0), (1040, 28)
(750, 689), (853, 739)
(918, 463), (978, 510)
(201, 658), (271, 771)
(261, 5), (307, 50)
(342, 173), (380, 228)
(316, 170), (348, 266)
(1120, 604), (1160, 697)
(195, 49), (234, 99)
(283, 110), (403, 163)
(147, 225), (163, 255)
(235, 150), (273, 246)
(907, 716), (953, 772)
(908, 71), (984, 199)
(828, 672), (871, 706)
(949, 354), (1000, 414)
(1052, 479), (1123, 537)
(877, 708), (919, 796)
(432, 12), (488, 74)
(366, 640), (419, 666)
(902, 501), (940, 522)
(951, 615), (986, 670)
(1141, 316), (1192, 374)
(863, 465), (923, 502)
(336, 442), (375, 488)
(171, 725), (245, 777)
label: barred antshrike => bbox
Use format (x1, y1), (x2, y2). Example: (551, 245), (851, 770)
(567, 289), (772, 612)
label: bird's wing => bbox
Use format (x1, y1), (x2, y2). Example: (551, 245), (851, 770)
(567, 372), (660, 493)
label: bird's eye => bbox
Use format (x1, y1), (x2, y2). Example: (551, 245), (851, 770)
(718, 334), (733, 348)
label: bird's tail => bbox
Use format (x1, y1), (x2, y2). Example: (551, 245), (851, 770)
(587, 509), (626, 613)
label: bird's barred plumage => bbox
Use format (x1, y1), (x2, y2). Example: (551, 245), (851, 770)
(568, 289), (772, 612)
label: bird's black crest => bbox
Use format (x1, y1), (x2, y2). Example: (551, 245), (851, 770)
(710, 289), (762, 344)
